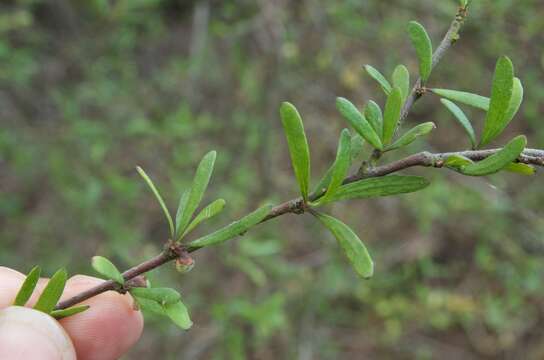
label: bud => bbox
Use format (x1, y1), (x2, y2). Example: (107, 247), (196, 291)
(175, 253), (195, 274)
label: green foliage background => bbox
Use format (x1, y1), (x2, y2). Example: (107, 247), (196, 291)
(1, 0), (544, 358)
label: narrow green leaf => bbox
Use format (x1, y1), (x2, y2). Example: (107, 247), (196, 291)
(384, 122), (436, 152)
(314, 212), (373, 279)
(91, 256), (124, 285)
(392, 65), (410, 101)
(407, 21), (433, 82)
(188, 204), (273, 250)
(175, 189), (190, 239)
(51, 305), (90, 320)
(462, 135), (527, 176)
(137, 166), (175, 238)
(13, 266), (41, 306)
(504, 162), (535, 175)
(34, 268), (68, 314)
(182, 199), (226, 237)
(382, 87), (403, 145)
(325, 175), (430, 203)
(350, 133), (365, 161)
(280, 102), (311, 200)
(336, 97), (383, 150)
(314, 129), (351, 205)
(363, 65), (392, 95)
(444, 154), (473, 170)
(175, 151), (217, 239)
(164, 300), (192, 330)
(440, 99), (477, 148)
(431, 89), (490, 111)
(130, 287), (181, 305)
(480, 56), (515, 147)
(363, 100), (383, 139)
(499, 77), (524, 135)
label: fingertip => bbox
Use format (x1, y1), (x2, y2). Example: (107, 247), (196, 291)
(60, 275), (144, 360)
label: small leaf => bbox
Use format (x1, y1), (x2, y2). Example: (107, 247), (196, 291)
(382, 87), (403, 145)
(51, 305), (90, 320)
(182, 199), (226, 237)
(430, 89), (490, 111)
(314, 129), (351, 206)
(175, 189), (190, 239)
(363, 100), (383, 139)
(325, 175), (430, 204)
(441, 99), (477, 148)
(407, 21), (433, 82)
(504, 162), (535, 175)
(480, 56), (515, 147)
(130, 287), (181, 305)
(350, 133), (365, 161)
(314, 212), (373, 279)
(384, 122), (436, 152)
(91, 256), (124, 285)
(13, 266), (41, 306)
(462, 135), (527, 176)
(188, 204), (273, 250)
(280, 102), (311, 200)
(392, 65), (410, 101)
(363, 65), (392, 95)
(164, 300), (192, 330)
(336, 97), (383, 150)
(134, 297), (164, 315)
(444, 154), (474, 170)
(175, 151), (217, 239)
(499, 77), (524, 136)
(137, 166), (175, 238)
(34, 268), (68, 314)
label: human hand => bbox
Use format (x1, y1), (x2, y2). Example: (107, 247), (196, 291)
(0, 266), (143, 360)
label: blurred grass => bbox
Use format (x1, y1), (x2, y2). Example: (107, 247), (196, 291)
(1, 0), (544, 358)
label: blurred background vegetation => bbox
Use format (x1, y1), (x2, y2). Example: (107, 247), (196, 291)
(1, 0), (544, 358)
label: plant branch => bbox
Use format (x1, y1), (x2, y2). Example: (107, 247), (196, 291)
(55, 144), (544, 310)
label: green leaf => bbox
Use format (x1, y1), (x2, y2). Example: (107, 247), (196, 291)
(499, 77), (524, 136)
(51, 305), (90, 320)
(363, 65), (392, 95)
(336, 97), (383, 150)
(91, 256), (124, 285)
(382, 87), (403, 145)
(430, 89), (490, 111)
(440, 99), (477, 148)
(280, 102), (311, 200)
(392, 65), (410, 101)
(314, 212), (373, 279)
(164, 300), (192, 330)
(407, 21), (433, 82)
(384, 122), (436, 152)
(13, 266), (41, 306)
(314, 129), (351, 206)
(444, 154), (474, 170)
(461, 135), (527, 176)
(130, 287), (181, 305)
(504, 162), (535, 175)
(350, 133), (365, 161)
(480, 56), (515, 147)
(175, 151), (217, 239)
(363, 100), (383, 139)
(34, 268), (67, 314)
(175, 189), (190, 239)
(188, 204), (273, 250)
(324, 175), (430, 204)
(182, 198), (226, 237)
(137, 166), (175, 238)
(134, 297), (164, 315)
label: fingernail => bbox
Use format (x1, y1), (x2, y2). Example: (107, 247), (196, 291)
(0, 306), (76, 360)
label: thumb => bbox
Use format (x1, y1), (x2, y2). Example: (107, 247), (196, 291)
(0, 306), (76, 360)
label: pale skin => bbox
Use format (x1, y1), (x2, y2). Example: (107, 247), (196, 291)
(0, 266), (143, 360)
